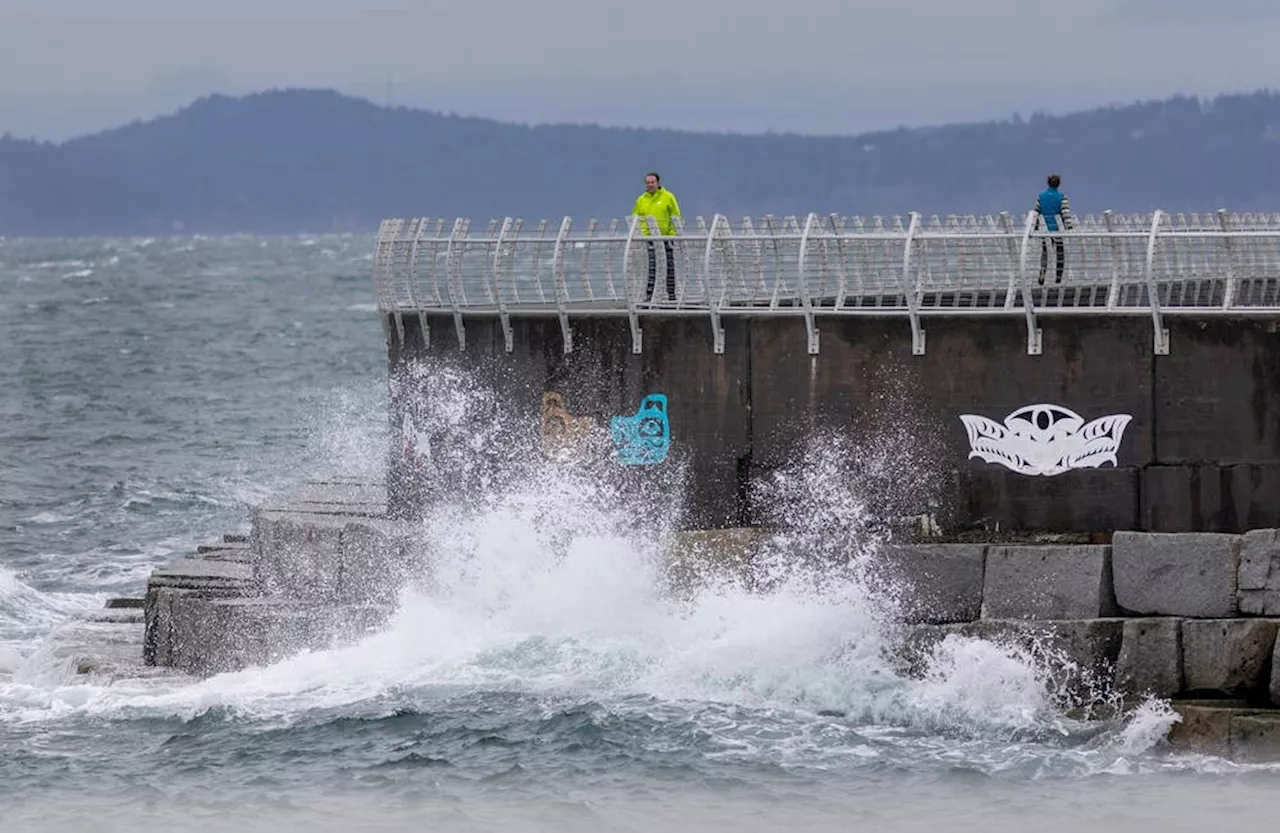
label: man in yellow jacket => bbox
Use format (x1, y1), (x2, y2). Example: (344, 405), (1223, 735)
(633, 172), (681, 302)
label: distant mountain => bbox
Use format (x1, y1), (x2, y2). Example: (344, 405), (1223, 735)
(3, 87), (1280, 236)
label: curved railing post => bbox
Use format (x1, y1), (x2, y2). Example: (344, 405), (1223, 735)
(492, 217), (514, 352)
(797, 212), (820, 354)
(1015, 209), (1042, 355)
(702, 214), (726, 354)
(1145, 210), (1170, 355)
(1102, 210), (1122, 309)
(999, 211), (1019, 309)
(901, 211), (925, 355)
(1218, 209), (1237, 310)
(552, 216), (573, 354)
(622, 214), (642, 353)
(444, 218), (469, 350)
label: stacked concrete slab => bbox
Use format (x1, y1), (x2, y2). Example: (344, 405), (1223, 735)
(142, 478), (429, 677)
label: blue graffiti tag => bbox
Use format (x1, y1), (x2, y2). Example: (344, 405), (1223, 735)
(610, 394), (670, 465)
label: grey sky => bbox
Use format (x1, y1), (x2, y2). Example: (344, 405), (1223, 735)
(3, 0), (1278, 140)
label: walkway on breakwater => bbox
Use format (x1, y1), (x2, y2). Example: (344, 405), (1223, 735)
(373, 209), (1280, 356)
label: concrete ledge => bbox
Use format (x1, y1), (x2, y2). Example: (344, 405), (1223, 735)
(980, 545), (1115, 620)
(1112, 531), (1240, 617)
(900, 618), (1125, 701)
(1115, 617), (1183, 700)
(1168, 701), (1280, 761)
(1238, 529), (1280, 614)
(1181, 619), (1280, 698)
(876, 544), (986, 625)
(250, 509), (349, 601)
(167, 597), (395, 676)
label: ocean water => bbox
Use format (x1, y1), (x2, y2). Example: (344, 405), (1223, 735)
(1, 234), (1278, 833)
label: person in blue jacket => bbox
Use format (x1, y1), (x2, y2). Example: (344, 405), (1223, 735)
(1034, 174), (1076, 284)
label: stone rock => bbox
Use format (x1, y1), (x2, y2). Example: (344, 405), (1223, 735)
(1237, 529), (1280, 615)
(166, 597), (396, 676)
(1114, 618), (1183, 700)
(250, 509), (349, 601)
(1237, 529), (1280, 590)
(980, 545), (1115, 620)
(1182, 618), (1279, 696)
(1168, 703), (1239, 756)
(1269, 634), (1280, 707)
(1111, 531), (1239, 618)
(338, 518), (427, 604)
(876, 544), (986, 624)
(1229, 714), (1280, 763)
(904, 619), (1124, 703)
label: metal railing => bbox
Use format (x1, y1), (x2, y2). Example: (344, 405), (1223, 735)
(372, 209), (1280, 355)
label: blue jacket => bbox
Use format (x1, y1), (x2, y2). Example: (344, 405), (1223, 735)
(1035, 187), (1075, 232)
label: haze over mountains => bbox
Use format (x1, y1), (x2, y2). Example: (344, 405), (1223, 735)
(2, 87), (1280, 236)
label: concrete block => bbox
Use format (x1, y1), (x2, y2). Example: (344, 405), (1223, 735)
(1269, 634), (1280, 707)
(166, 597), (396, 676)
(1114, 618), (1183, 700)
(1238, 591), (1280, 616)
(877, 544), (986, 625)
(970, 619), (1125, 690)
(338, 518), (426, 604)
(907, 619), (1125, 702)
(980, 545), (1115, 620)
(1111, 531), (1240, 617)
(966, 467), (1140, 535)
(1168, 703), (1238, 756)
(1229, 714), (1280, 763)
(1182, 619), (1279, 696)
(1238, 529), (1280, 590)
(250, 509), (349, 601)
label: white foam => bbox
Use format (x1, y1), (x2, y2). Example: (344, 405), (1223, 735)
(0, 363), (1207, 774)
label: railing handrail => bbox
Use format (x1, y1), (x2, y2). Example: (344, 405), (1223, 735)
(372, 209), (1280, 356)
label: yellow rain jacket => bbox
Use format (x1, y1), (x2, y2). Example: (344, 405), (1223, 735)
(633, 188), (681, 236)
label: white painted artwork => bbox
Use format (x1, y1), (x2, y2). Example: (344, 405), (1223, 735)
(959, 404), (1132, 476)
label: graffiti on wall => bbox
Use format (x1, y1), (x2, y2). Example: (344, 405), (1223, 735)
(540, 392), (596, 459)
(610, 394), (671, 466)
(959, 404), (1132, 476)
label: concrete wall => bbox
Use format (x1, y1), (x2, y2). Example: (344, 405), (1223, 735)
(384, 312), (1280, 534)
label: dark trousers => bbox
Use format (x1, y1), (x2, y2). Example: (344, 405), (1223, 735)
(1039, 236), (1065, 284)
(646, 240), (677, 301)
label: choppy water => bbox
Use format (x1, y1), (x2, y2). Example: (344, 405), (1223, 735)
(1, 234), (1278, 833)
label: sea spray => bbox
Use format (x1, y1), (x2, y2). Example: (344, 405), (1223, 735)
(4, 355), (1176, 766)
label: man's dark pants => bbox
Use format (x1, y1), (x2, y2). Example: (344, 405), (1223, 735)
(1040, 236), (1065, 284)
(646, 240), (677, 301)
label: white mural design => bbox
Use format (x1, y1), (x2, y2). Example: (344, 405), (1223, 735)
(959, 404), (1132, 476)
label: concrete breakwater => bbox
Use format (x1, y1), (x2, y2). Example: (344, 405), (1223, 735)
(130, 478), (1280, 759)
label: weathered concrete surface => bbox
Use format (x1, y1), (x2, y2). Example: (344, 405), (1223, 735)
(338, 517), (429, 604)
(746, 316), (1153, 534)
(1114, 617), (1183, 700)
(250, 510), (349, 601)
(1181, 619), (1279, 698)
(980, 545), (1116, 620)
(391, 315), (750, 529)
(662, 527), (771, 594)
(1143, 465), (1280, 534)
(169, 597), (394, 676)
(1238, 529), (1280, 615)
(1112, 531), (1240, 617)
(900, 618), (1125, 701)
(384, 312), (1280, 534)
(1155, 319), (1280, 464)
(1169, 701), (1280, 762)
(876, 544), (986, 625)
